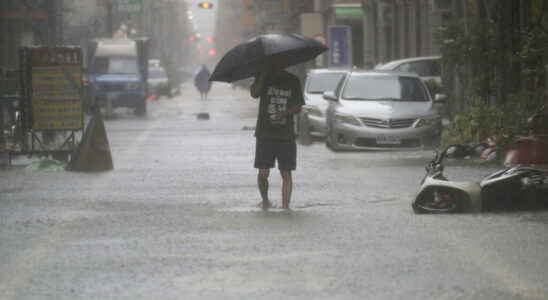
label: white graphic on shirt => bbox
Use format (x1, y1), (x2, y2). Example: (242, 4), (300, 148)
(267, 87), (291, 125)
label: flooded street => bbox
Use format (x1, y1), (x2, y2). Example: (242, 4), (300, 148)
(1, 83), (547, 299)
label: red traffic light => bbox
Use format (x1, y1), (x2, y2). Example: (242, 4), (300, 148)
(190, 35), (196, 41)
(207, 36), (213, 43)
(209, 49), (216, 56)
(198, 2), (213, 9)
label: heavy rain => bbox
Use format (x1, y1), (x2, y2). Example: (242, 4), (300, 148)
(1, 1), (548, 299)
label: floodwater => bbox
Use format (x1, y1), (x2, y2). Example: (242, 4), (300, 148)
(1, 82), (547, 299)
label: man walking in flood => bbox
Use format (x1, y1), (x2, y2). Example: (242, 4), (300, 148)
(250, 54), (304, 209)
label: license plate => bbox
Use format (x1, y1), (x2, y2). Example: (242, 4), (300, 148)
(107, 92), (119, 100)
(376, 135), (401, 144)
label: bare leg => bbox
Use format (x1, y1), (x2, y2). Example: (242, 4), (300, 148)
(258, 169), (271, 208)
(281, 171), (292, 209)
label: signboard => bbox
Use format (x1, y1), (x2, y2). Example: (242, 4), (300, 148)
(30, 47), (83, 131)
(328, 26), (352, 68)
(116, 0), (143, 13)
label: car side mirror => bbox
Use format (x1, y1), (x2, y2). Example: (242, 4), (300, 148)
(323, 91), (337, 102)
(434, 93), (447, 103)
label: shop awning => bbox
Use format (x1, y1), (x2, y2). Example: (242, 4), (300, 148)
(334, 4), (363, 20)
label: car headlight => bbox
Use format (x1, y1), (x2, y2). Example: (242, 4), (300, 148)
(335, 112), (361, 126)
(416, 114), (441, 127)
(124, 83), (140, 90)
(302, 105), (322, 117)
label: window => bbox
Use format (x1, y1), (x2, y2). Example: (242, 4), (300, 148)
(342, 75), (428, 102)
(90, 56), (138, 75)
(307, 72), (347, 94)
(396, 60), (441, 77)
(149, 67), (167, 79)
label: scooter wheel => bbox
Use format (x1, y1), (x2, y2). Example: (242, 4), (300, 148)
(414, 188), (461, 214)
(416, 202), (458, 214)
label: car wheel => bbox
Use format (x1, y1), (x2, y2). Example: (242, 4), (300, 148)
(325, 126), (332, 149)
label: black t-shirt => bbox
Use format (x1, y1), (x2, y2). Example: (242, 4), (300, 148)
(255, 71), (304, 140)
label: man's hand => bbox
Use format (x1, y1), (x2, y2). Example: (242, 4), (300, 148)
(273, 105), (302, 121)
(250, 61), (270, 98)
(273, 111), (286, 121)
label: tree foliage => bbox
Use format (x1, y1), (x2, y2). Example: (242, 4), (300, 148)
(436, 12), (547, 160)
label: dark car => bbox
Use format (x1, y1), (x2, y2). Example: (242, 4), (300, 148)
(148, 67), (172, 98)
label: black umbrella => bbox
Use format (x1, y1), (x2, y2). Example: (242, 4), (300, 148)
(209, 33), (329, 83)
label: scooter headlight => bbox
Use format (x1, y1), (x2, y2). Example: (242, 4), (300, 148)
(302, 105), (322, 117)
(335, 112), (361, 126)
(417, 114), (441, 127)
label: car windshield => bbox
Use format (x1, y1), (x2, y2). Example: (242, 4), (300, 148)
(307, 72), (346, 94)
(149, 68), (167, 78)
(342, 75), (429, 102)
(90, 56), (138, 75)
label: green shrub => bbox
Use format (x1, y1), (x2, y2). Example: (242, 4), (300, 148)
(442, 90), (544, 159)
(441, 98), (500, 148)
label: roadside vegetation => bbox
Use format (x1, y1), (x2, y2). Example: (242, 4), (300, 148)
(435, 3), (548, 159)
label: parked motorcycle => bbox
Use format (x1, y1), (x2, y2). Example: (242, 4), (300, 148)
(412, 146), (548, 213)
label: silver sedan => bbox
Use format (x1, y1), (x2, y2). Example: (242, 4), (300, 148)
(324, 70), (445, 151)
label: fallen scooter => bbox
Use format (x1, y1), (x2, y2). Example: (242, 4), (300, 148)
(412, 146), (548, 213)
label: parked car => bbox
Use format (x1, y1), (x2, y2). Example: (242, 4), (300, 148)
(148, 58), (161, 68)
(148, 66), (172, 98)
(374, 56), (441, 84)
(300, 68), (350, 136)
(324, 70), (446, 151)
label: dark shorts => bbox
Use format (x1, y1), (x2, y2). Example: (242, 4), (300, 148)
(254, 138), (297, 171)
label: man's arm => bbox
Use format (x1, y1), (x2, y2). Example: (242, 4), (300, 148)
(250, 69), (267, 98)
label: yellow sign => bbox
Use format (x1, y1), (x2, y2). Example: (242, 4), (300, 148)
(31, 48), (83, 131)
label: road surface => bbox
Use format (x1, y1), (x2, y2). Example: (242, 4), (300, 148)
(1, 82), (547, 299)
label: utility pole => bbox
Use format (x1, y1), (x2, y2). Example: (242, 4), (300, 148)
(463, 0), (472, 107)
(0, 0), (5, 145)
(107, 0), (114, 37)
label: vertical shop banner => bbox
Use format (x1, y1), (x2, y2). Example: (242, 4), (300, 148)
(328, 26), (352, 68)
(31, 47), (83, 131)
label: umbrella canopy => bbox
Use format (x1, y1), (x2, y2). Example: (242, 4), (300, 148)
(209, 33), (329, 83)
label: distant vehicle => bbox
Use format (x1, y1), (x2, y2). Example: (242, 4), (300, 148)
(88, 38), (149, 114)
(148, 58), (161, 68)
(324, 70), (446, 151)
(148, 66), (171, 98)
(375, 56), (441, 84)
(301, 68), (349, 136)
